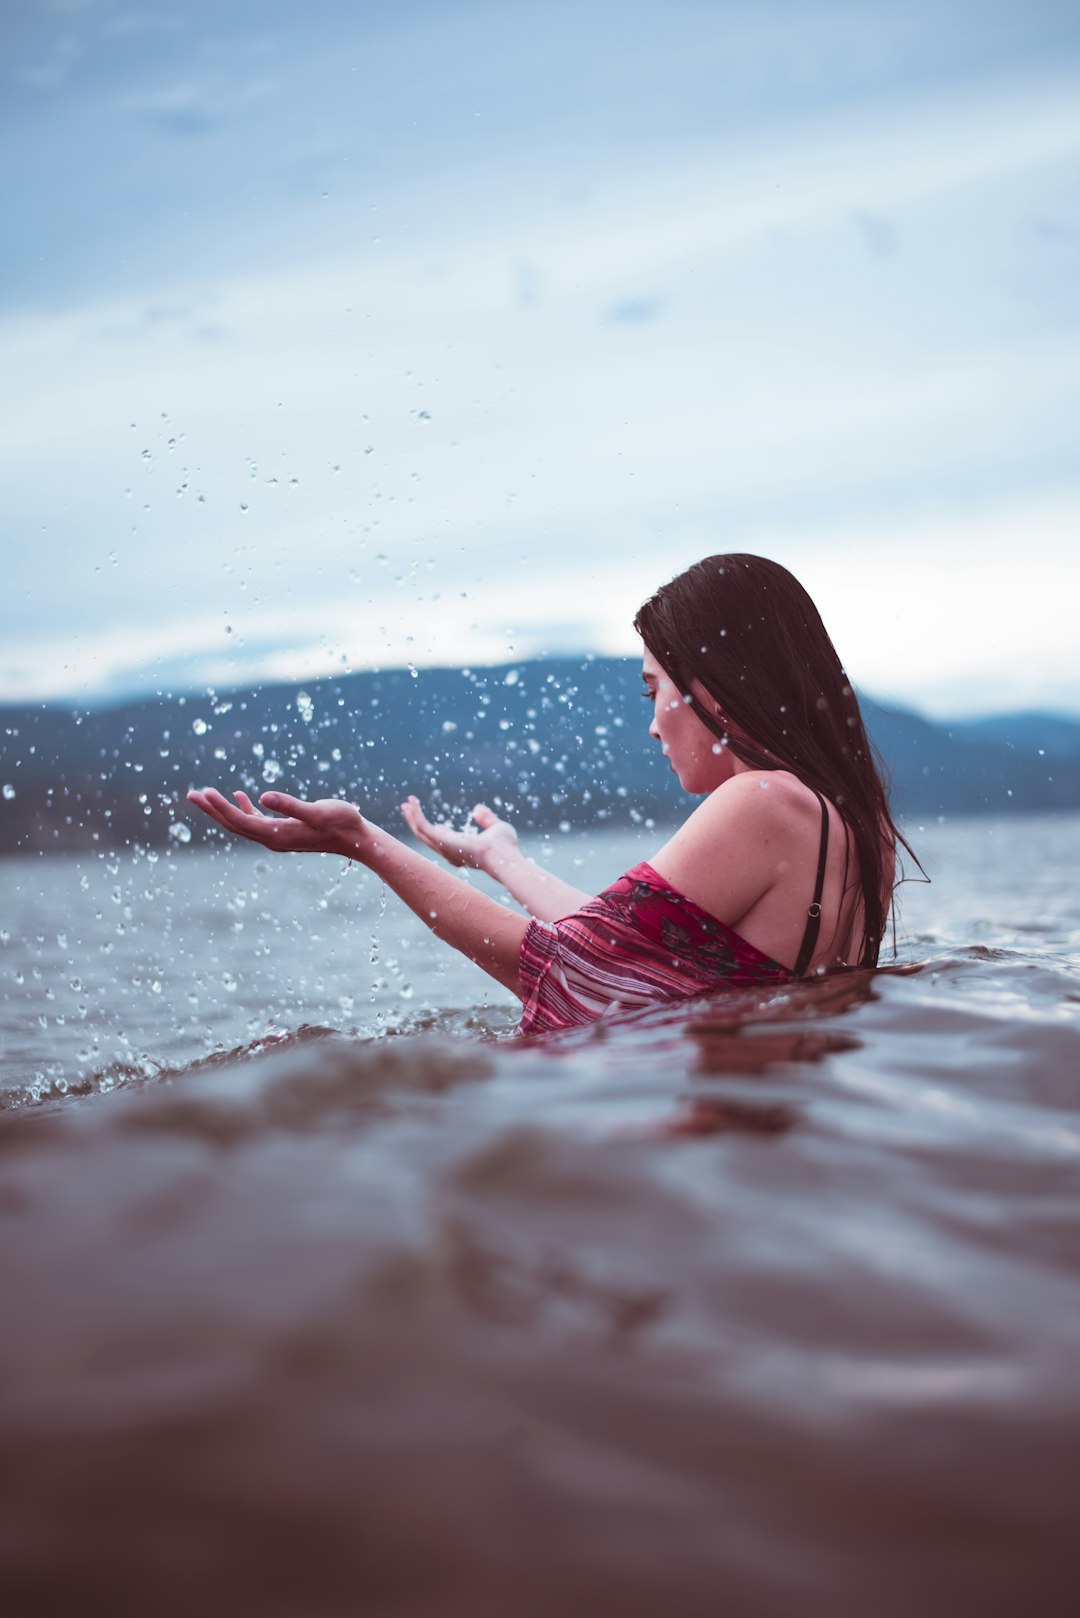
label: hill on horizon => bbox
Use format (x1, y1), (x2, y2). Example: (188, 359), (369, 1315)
(2, 657), (1078, 855)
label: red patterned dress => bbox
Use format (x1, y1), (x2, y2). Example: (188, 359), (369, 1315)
(517, 861), (792, 1035)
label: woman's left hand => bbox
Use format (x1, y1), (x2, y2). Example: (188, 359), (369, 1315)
(401, 795), (518, 870)
(187, 788), (367, 857)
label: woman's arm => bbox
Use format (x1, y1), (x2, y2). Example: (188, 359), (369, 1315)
(401, 797), (591, 921)
(646, 771), (803, 925)
(187, 788), (527, 996)
(479, 840), (592, 921)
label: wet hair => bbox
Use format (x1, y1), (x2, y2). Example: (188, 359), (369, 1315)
(634, 553), (917, 967)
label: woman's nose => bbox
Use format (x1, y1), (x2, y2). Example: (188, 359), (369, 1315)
(649, 717), (660, 740)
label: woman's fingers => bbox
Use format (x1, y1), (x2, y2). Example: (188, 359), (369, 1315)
(471, 802), (515, 847)
(402, 806), (435, 849)
(188, 787), (281, 845)
(187, 791), (222, 831)
(403, 795), (437, 835)
(203, 788), (261, 828)
(188, 788), (233, 827)
(401, 795), (475, 866)
(259, 791), (312, 819)
(199, 787), (246, 814)
(403, 796), (443, 843)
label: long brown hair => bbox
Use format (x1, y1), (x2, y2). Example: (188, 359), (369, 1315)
(634, 553), (915, 967)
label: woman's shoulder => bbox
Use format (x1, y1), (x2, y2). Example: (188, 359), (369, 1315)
(694, 769), (821, 832)
(647, 771), (820, 928)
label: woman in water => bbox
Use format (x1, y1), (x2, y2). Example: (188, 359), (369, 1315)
(187, 555), (909, 1034)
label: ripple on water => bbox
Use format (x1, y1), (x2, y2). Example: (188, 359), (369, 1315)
(2, 833), (1080, 1610)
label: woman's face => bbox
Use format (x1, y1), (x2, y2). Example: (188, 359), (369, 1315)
(641, 646), (740, 795)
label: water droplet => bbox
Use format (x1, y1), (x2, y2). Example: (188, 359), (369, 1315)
(2, 784), (15, 801)
(296, 691), (314, 723)
(168, 822), (193, 843)
(262, 760), (283, 784)
(192, 718), (208, 735)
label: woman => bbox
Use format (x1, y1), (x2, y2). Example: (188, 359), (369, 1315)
(188, 555), (909, 1035)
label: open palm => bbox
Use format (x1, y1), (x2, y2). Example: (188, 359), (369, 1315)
(187, 788), (364, 856)
(401, 796), (517, 870)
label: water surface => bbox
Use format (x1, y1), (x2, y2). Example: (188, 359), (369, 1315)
(2, 816), (1079, 1615)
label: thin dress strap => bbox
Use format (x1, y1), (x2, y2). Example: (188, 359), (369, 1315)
(792, 789), (830, 978)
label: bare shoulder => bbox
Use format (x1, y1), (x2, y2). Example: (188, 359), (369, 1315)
(690, 769), (817, 837)
(647, 771), (816, 927)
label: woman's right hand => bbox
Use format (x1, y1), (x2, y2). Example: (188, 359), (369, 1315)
(187, 788), (368, 858)
(401, 797), (518, 872)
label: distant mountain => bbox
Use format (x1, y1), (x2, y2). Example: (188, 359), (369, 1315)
(861, 699), (1080, 814)
(1, 658), (1077, 854)
(944, 711), (1080, 763)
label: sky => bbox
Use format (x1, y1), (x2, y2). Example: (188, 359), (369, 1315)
(2, 0), (1079, 719)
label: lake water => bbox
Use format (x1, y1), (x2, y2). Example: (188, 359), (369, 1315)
(2, 814), (1079, 1615)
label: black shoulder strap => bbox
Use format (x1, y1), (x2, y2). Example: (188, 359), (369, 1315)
(793, 790), (830, 978)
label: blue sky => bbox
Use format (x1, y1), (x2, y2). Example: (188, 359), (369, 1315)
(2, 0), (1079, 716)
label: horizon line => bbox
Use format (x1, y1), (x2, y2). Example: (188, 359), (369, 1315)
(2, 652), (1079, 729)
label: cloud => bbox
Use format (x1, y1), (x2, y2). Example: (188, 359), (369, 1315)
(606, 296), (665, 324)
(850, 208), (898, 258)
(2, 1), (1079, 715)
